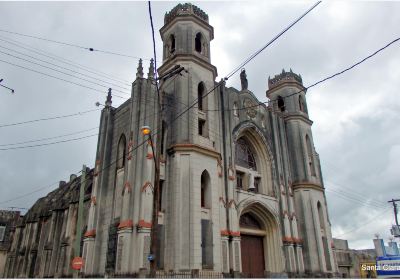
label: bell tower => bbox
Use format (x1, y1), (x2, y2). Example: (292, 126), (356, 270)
(157, 3), (222, 272)
(266, 69), (336, 276)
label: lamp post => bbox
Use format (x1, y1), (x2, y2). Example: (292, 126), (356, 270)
(141, 125), (160, 277)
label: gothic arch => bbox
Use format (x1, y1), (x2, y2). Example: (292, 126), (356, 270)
(238, 201), (284, 274)
(232, 121), (277, 196)
(117, 134), (127, 169)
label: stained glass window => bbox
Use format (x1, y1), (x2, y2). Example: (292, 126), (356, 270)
(235, 138), (257, 170)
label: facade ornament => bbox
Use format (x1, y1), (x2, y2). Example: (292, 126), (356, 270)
(105, 88), (112, 107)
(240, 68), (248, 90)
(136, 58), (144, 78)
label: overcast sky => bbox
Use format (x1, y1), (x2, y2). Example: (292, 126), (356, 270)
(0, 0), (399, 250)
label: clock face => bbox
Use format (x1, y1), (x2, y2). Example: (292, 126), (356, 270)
(244, 98), (257, 119)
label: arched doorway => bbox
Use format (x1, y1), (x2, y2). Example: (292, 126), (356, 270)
(238, 203), (284, 277)
(240, 213), (265, 277)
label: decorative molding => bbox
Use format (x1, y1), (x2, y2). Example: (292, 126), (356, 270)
(292, 182), (324, 192)
(220, 230), (240, 237)
(90, 196), (97, 206)
(84, 229), (96, 238)
(118, 219), (133, 230)
(146, 153), (154, 159)
(138, 220), (152, 228)
(141, 181), (153, 193)
(168, 143), (221, 159)
(123, 182), (132, 194)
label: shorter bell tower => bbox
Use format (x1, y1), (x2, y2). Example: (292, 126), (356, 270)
(267, 69), (337, 276)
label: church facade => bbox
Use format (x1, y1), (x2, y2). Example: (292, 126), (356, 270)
(4, 3), (338, 278)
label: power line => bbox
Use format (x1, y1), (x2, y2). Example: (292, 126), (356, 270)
(225, 1), (322, 80)
(0, 44), (131, 91)
(0, 49), (131, 96)
(202, 35), (400, 113)
(0, 58), (129, 99)
(334, 207), (391, 238)
(0, 28), (152, 61)
(326, 187), (387, 210)
(0, 108), (100, 128)
(0, 126), (99, 147)
(0, 133), (98, 151)
(0, 35), (132, 85)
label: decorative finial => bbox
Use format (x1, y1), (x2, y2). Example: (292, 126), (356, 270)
(105, 88), (112, 107)
(240, 68), (248, 91)
(136, 59), (143, 79)
(148, 58), (155, 80)
(282, 68), (285, 74)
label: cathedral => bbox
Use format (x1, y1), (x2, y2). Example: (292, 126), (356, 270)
(4, 3), (338, 278)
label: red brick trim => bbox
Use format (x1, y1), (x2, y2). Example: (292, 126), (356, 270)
(124, 182), (132, 194)
(138, 220), (152, 228)
(90, 196), (97, 206)
(146, 153), (154, 159)
(84, 229), (96, 238)
(118, 219), (133, 230)
(141, 181), (153, 193)
(220, 230), (241, 237)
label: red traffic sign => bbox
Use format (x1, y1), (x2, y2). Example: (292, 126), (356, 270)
(71, 257), (84, 270)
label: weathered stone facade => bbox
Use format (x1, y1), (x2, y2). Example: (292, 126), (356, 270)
(4, 3), (338, 278)
(3, 171), (93, 278)
(0, 210), (20, 277)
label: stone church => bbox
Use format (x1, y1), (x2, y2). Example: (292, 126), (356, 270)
(4, 3), (338, 278)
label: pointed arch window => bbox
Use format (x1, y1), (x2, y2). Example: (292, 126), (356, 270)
(117, 134), (127, 169)
(195, 32), (202, 53)
(306, 135), (316, 176)
(169, 34), (176, 53)
(233, 102), (238, 117)
(235, 138), (257, 170)
(277, 96), (285, 112)
(198, 82), (205, 111)
(201, 170), (211, 208)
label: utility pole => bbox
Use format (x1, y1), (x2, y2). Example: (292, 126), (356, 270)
(388, 199), (400, 227)
(73, 164), (87, 277)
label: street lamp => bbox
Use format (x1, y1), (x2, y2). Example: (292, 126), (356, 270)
(141, 125), (160, 277)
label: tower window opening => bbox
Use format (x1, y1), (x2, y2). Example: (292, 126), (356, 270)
(306, 135), (316, 176)
(277, 96), (285, 112)
(117, 134), (127, 169)
(158, 180), (164, 211)
(299, 95), (304, 112)
(236, 171), (245, 189)
(169, 34), (175, 53)
(195, 32), (202, 53)
(198, 82), (205, 111)
(198, 119), (206, 136)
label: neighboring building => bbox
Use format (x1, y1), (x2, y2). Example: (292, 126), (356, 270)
(3, 171), (93, 278)
(333, 238), (377, 278)
(333, 239), (352, 278)
(0, 210), (20, 277)
(4, 3), (338, 278)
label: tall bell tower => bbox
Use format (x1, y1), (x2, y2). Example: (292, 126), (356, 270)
(157, 3), (222, 272)
(266, 69), (336, 276)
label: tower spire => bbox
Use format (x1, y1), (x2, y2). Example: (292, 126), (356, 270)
(136, 59), (144, 79)
(105, 88), (112, 107)
(148, 58), (155, 80)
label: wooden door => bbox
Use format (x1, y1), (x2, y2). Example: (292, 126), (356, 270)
(241, 234), (265, 277)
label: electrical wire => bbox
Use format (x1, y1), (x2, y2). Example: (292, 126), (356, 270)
(334, 207), (391, 238)
(0, 133), (98, 151)
(0, 44), (131, 91)
(0, 28), (152, 61)
(0, 58), (129, 99)
(225, 1), (322, 80)
(0, 49), (131, 96)
(0, 126), (99, 147)
(0, 108), (100, 128)
(0, 35), (132, 85)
